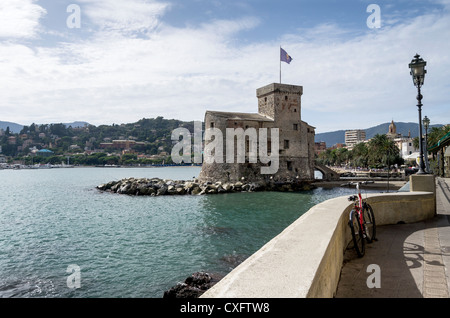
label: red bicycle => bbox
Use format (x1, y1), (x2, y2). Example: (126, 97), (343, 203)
(342, 181), (377, 257)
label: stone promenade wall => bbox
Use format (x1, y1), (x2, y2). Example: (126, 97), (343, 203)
(201, 175), (436, 298)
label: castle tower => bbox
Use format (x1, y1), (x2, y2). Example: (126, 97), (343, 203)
(198, 83), (315, 184)
(257, 83), (303, 123)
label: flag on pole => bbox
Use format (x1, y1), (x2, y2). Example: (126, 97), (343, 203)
(280, 47), (293, 64)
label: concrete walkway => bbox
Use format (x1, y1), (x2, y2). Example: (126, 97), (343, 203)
(335, 177), (450, 298)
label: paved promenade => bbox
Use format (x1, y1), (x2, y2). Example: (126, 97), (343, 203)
(335, 177), (450, 298)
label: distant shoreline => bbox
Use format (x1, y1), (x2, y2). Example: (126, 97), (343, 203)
(0, 164), (202, 170)
(77, 165), (203, 169)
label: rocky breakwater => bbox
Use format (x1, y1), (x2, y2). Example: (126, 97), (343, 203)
(96, 177), (314, 196)
(163, 272), (222, 298)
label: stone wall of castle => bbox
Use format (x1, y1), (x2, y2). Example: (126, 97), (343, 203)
(198, 83), (315, 184)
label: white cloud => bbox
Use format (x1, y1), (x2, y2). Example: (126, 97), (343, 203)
(78, 0), (170, 35)
(0, 1), (449, 133)
(0, 10), (266, 125)
(0, 0), (46, 39)
(279, 11), (450, 132)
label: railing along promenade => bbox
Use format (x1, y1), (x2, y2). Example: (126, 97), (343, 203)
(201, 175), (436, 298)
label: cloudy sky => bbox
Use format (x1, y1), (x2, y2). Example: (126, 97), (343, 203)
(0, 0), (449, 133)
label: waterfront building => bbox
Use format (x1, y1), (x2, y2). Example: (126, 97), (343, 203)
(314, 141), (327, 155)
(37, 149), (54, 157)
(329, 143), (346, 150)
(99, 140), (146, 150)
(345, 130), (366, 149)
(198, 83), (315, 183)
(386, 120), (418, 159)
(7, 136), (16, 145)
(401, 139), (418, 158)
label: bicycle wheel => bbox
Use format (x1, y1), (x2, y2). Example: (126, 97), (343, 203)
(362, 203), (376, 243)
(349, 210), (365, 257)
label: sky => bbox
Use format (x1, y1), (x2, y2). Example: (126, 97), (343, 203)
(0, 0), (449, 133)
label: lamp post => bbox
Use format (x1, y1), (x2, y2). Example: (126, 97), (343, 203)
(409, 54), (427, 174)
(423, 115), (430, 173)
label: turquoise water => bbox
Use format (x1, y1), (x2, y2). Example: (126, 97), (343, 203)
(0, 167), (375, 298)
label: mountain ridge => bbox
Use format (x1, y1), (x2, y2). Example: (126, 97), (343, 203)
(0, 121), (89, 133)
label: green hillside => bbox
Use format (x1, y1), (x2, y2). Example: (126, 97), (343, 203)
(0, 117), (195, 161)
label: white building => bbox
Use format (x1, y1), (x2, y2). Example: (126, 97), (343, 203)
(345, 130), (366, 149)
(401, 139), (418, 158)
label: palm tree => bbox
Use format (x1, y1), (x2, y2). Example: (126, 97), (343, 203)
(335, 148), (349, 166)
(368, 134), (403, 168)
(426, 125), (450, 174)
(350, 142), (368, 168)
(428, 125), (450, 149)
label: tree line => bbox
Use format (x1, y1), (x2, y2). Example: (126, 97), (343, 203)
(23, 152), (169, 166)
(316, 134), (403, 169)
(317, 125), (450, 170)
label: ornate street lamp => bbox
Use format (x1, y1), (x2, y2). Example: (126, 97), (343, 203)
(423, 115), (430, 173)
(423, 115), (430, 132)
(409, 54), (427, 174)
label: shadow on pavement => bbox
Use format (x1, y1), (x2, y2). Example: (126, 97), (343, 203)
(335, 221), (428, 298)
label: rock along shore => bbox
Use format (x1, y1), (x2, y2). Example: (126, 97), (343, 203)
(163, 272), (223, 298)
(96, 177), (315, 196)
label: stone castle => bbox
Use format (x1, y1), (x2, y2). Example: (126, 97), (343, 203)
(198, 83), (315, 184)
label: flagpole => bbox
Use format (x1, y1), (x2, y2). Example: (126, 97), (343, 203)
(279, 46), (282, 83)
(280, 47), (292, 84)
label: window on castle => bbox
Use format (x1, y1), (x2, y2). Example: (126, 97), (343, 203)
(293, 124), (298, 131)
(294, 108), (297, 112)
(285, 96), (288, 101)
(284, 140), (289, 149)
(210, 122), (214, 128)
(287, 161), (293, 171)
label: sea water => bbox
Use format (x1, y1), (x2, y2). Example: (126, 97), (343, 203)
(0, 167), (376, 298)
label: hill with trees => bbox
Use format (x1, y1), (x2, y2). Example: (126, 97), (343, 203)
(0, 117), (196, 166)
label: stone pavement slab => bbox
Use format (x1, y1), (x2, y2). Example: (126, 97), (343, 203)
(335, 177), (450, 298)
